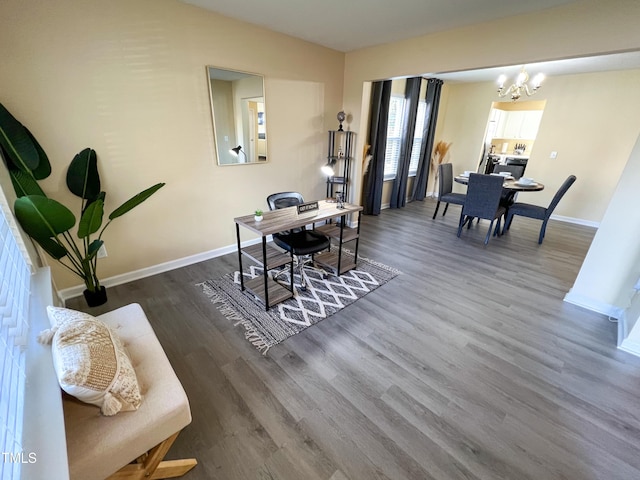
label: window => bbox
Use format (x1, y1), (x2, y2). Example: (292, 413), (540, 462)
(0, 198), (31, 480)
(383, 95), (405, 180)
(384, 96), (427, 180)
(408, 101), (427, 176)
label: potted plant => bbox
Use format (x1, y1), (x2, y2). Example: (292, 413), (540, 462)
(0, 102), (164, 307)
(254, 209), (263, 221)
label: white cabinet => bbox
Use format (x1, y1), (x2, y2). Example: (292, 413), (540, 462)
(494, 110), (543, 139)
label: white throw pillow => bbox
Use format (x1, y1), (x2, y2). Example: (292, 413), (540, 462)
(39, 306), (142, 416)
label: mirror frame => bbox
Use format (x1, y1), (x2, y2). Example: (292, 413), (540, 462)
(206, 66), (267, 166)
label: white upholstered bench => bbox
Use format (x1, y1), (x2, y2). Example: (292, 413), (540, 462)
(62, 303), (197, 480)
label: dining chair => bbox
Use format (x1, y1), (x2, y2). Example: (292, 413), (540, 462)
(266, 192), (331, 291)
(503, 175), (577, 244)
(457, 173), (506, 245)
(492, 163), (525, 179)
(432, 163), (466, 219)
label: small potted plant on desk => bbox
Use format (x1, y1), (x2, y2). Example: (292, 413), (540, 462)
(254, 209), (263, 222)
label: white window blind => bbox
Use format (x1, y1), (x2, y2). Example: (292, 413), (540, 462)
(408, 101), (427, 176)
(0, 193), (31, 480)
(384, 97), (427, 180)
(383, 95), (405, 180)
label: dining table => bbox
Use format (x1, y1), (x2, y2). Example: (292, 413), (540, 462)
(455, 173), (544, 205)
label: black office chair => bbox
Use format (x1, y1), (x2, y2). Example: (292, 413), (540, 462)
(492, 163), (525, 179)
(503, 175), (577, 244)
(267, 192), (331, 291)
(432, 163), (466, 219)
(457, 173), (506, 245)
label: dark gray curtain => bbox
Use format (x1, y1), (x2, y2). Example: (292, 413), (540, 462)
(362, 80), (391, 215)
(411, 78), (443, 201)
(390, 77), (421, 209)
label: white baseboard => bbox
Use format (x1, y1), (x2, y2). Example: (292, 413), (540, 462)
(550, 214), (599, 229)
(58, 236), (267, 301)
(619, 337), (640, 357)
(563, 290), (624, 319)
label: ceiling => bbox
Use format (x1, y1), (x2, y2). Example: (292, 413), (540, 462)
(180, 0), (578, 52)
(181, 0), (640, 82)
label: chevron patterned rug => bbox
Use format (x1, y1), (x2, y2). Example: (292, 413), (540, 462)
(199, 255), (400, 354)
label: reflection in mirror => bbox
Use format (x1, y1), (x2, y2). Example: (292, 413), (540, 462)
(207, 66), (267, 165)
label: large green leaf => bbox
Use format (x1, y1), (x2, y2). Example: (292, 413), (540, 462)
(78, 198), (104, 238)
(25, 127), (51, 180)
(0, 103), (40, 172)
(109, 182), (165, 220)
(14, 195), (76, 240)
(34, 237), (68, 260)
(66, 147), (100, 201)
(87, 239), (103, 260)
(9, 167), (46, 197)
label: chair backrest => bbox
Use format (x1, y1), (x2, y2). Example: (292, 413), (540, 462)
(545, 175), (577, 219)
(493, 163), (525, 179)
(463, 173), (505, 220)
(438, 163), (454, 196)
(267, 192), (305, 234)
(267, 192), (304, 211)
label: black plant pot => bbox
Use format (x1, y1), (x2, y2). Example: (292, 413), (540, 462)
(83, 286), (107, 307)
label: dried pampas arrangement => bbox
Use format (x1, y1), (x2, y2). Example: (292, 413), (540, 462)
(430, 141), (452, 197)
(431, 141), (452, 170)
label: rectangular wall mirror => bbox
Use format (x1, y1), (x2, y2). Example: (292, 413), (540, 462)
(207, 66), (267, 165)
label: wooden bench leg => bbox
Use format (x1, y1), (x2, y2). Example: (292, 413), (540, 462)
(106, 431), (197, 480)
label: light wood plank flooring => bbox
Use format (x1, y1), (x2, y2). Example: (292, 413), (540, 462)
(67, 199), (640, 480)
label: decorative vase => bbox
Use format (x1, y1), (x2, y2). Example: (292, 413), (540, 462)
(255, 215), (263, 222)
(83, 286), (107, 307)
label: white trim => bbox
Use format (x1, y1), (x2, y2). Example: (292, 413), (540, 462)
(23, 267), (69, 480)
(563, 289), (624, 319)
(619, 334), (640, 358)
(58, 236), (268, 301)
(549, 213), (599, 229)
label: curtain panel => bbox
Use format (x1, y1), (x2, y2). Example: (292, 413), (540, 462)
(412, 78), (443, 201)
(362, 80), (391, 215)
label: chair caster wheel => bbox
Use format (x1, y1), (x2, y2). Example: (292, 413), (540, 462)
(322, 274), (329, 280)
(300, 285), (307, 292)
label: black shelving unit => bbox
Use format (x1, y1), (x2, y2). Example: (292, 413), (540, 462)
(325, 130), (354, 201)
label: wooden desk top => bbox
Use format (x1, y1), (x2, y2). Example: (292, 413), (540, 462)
(235, 200), (363, 236)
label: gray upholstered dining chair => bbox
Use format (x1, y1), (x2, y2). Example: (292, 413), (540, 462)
(432, 163), (466, 219)
(457, 173), (506, 245)
(492, 163), (525, 179)
(503, 175), (577, 244)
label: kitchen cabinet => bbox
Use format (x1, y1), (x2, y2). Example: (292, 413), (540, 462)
(495, 110), (543, 139)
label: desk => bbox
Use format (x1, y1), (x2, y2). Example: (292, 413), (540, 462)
(234, 200), (363, 310)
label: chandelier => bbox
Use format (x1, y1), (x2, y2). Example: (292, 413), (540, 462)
(497, 66), (544, 101)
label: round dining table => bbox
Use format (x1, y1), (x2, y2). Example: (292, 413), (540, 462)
(454, 174), (545, 192)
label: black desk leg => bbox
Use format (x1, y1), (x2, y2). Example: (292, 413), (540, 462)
(354, 210), (362, 264)
(262, 236), (269, 310)
(236, 223), (244, 291)
(337, 214), (345, 275)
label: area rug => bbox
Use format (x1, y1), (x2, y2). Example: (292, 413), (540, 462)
(199, 254), (400, 354)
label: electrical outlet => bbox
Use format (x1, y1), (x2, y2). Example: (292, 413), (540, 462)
(550, 151), (558, 159)
(97, 244), (108, 258)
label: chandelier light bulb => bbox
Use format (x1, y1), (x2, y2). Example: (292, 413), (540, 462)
(496, 66), (545, 101)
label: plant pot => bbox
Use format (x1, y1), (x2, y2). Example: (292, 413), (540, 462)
(83, 286), (107, 307)
(254, 215), (263, 222)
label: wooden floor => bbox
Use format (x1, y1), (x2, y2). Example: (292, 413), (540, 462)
(67, 199), (640, 480)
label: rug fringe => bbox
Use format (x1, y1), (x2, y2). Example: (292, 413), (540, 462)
(199, 281), (270, 355)
(341, 249), (403, 275)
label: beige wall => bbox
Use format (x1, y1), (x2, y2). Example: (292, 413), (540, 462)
(0, 0), (344, 290)
(344, 0), (640, 205)
(433, 69), (640, 223)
